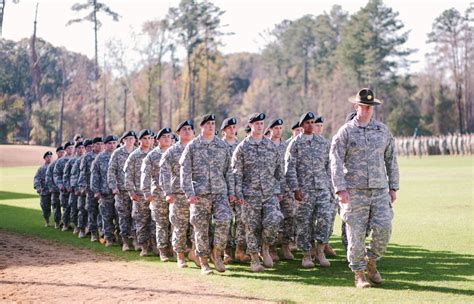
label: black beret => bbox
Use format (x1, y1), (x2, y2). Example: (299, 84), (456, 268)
(172, 134), (179, 142)
(92, 137), (103, 144)
(138, 129), (153, 139)
(56, 146), (64, 152)
(291, 122), (301, 130)
(156, 127), (172, 139)
(248, 112), (265, 123)
(63, 141), (74, 149)
(74, 142), (84, 148)
(221, 117), (237, 130)
(199, 113), (216, 126)
(121, 130), (137, 141)
(176, 120), (194, 132)
(43, 151), (53, 159)
(315, 116), (324, 124)
(268, 118), (284, 129)
(73, 134), (83, 141)
(244, 125), (251, 134)
(83, 139), (93, 147)
(298, 112), (316, 127)
(104, 135), (118, 143)
(345, 111), (357, 123)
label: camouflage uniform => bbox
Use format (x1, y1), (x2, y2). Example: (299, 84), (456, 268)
(160, 143), (190, 254)
(232, 137), (284, 254)
(141, 147), (170, 249)
(34, 163), (52, 222)
(78, 151), (99, 233)
(72, 155), (87, 230)
(180, 136), (234, 257)
(53, 155), (71, 226)
(330, 118), (399, 271)
(46, 160), (62, 225)
(124, 148), (151, 246)
(63, 157), (78, 227)
(108, 146), (136, 243)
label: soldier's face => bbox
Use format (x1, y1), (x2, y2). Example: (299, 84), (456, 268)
(292, 127), (302, 137)
(250, 121), (265, 135)
(355, 104), (373, 121)
(158, 134), (172, 149)
(65, 146), (74, 156)
(93, 142), (103, 153)
(57, 151), (65, 158)
(105, 141), (116, 152)
(271, 125), (283, 139)
(123, 136), (135, 148)
(178, 126), (194, 141)
(314, 123), (323, 135)
(76, 146), (85, 156)
(223, 125), (236, 138)
(201, 121), (215, 136)
(44, 155), (52, 164)
(85, 145), (92, 153)
(140, 135), (152, 149)
(301, 119), (315, 134)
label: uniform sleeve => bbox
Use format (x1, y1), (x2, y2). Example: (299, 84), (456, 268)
(224, 149), (235, 196)
(385, 133), (400, 190)
(159, 150), (172, 196)
(70, 160), (79, 188)
(140, 155), (152, 197)
(63, 161), (72, 190)
(285, 140), (299, 192)
(90, 157), (100, 194)
(124, 154), (135, 193)
(273, 148), (282, 195)
(46, 165), (53, 189)
(34, 167), (42, 191)
(78, 157), (86, 189)
(231, 145), (244, 199)
(330, 128), (348, 193)
(179, 144), (195, 198)
(107, 151), (118, 190)
(53, 161), (63, 189)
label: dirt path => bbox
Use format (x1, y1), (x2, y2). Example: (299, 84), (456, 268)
(0, 230), (269, 303)
(0, 145), (53, 167)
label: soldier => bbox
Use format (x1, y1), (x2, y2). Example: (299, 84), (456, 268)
(54, 142), (75, 231)
(78, 137), (103, 241)
(124, 129), (153, 256)
(75, 139), (93, 238)
(330, 88), (399, 288)
(91, 135), (118, 247)
(108, 130), (138, 251)
(74, 134), (84, 144)
(221, 117), (249, 264)
(141, 127), (173, 261)
(180, 114), (235, 275)
(46, 146), (64, 228)
(232, 112), (284, 272)
(286, 112), (333, 268)
(286, 122), (302, 144)
(34, 151), (53, 227)
(68, 141), (86, 235)
(268, 118), (295, 261)
(160, 120), (196, 268)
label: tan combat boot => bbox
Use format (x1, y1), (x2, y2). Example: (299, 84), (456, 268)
(250, 253), (265, 272)
(261, 243), (273, 268)
(281, 244), (295, 260)
(159, 248), (170, 262)
(78, 229), (86, 238)
(315, 243), (331, 267)
(355, 270), (371, 288)
(122, 242), (130, 252)
(105, 238), (113, 247)
(177, 252), (188, 268)
(235, 244), (251, 263)
(140, 244), (149, 257)
(211, 248), (226, 272)
(223, 247), (233, 265)
(73, 227), (79, 235)
(188, 243), (201, 267)
(302, 251), (315, 268)
(310, 241), (317, 260)
(366, 258), (382, 284)
(199, 256), (213, 275)
(269, 245), (280, 262)
(90, 232), (98, 242)
(324, 243), (337, 257)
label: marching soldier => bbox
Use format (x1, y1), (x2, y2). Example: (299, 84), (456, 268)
(46, 146), (64, 228)
(34, 151), (53, 227)
(54, 141), (75, 231)
(74, 139), (93, 238)
(63, 142), (85, 234)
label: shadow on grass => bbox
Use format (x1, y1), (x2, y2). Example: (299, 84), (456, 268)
(1, 203), (473, 298)
(0, 191), (38, 200)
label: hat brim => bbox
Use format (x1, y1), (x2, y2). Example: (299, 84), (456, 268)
(348, 97), (382, 106)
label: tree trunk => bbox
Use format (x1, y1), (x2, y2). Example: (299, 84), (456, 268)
(157, 61), (163, 130)
(103, 68), (107, 136)
(123, 86), (128, 132)
(58, 67), (66, 145)
(93, 0), (100, 130)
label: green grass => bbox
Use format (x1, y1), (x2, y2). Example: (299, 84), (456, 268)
(1, 156), (473, 303)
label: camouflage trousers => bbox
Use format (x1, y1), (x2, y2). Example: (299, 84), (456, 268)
(51, 191), (61, 225)
(226, 200), (246, 249)
(150, 194), (171, 249)
(340, 188), (393, 272)
(77, 193), (88, 229)
(279, 192), (295, 245)
(99, 194), (118, 240)
(169, 194), (190, 253)
(190, 194), (232, 257)
(243, 195), (283, 254)
(86, 191), (99, 233)
(115, 191), (135, 242)
(295, 189), (332, 252)
(60, 191), (71, 226)
(39, 194), (52, 221)
(68, 191), (79, 227)
(132, 196), (152, 246)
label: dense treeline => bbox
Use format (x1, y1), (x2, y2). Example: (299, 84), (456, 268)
(0, 0), (472, 145)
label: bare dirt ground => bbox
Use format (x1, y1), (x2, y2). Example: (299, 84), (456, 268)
(0, 145), (53, 167)
(0, 230), (270, 303)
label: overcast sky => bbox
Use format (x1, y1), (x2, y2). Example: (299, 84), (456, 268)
(2, 0), (470, 73)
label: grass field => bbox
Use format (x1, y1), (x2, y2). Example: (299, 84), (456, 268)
(0, 156), (473, 303)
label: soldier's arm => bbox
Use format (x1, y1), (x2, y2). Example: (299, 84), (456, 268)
(140, 155), (152, 198)
(45, 166), (53, 189)
(78, 157), (86, 189)
(124, 154), (136, 195)
(384, 133), (400, 191)
(63, 161), (71, 190)
(53, 162), (63, 189)
(159, 151), (172, 196)
(179, 144), (195, 198)
(273, 148), (282, 195)
(70, 161), (79, 188)
(231, 145), (244, 199)
(285, 140), (299, 192)
(33, 167), (42, 192)
(107, 152), (118, 190)
(224, 149), (235, 197)
(90, 157), (100, 194)
(330, 129), (348, 193)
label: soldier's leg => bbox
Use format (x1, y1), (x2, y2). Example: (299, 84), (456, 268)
(77, 194), (87, 232)
(243, 196), (263, 255)
(279, 192), (295, 245)
(212, 194), (232, 251)
(51, 192), (61, 226)
(60, 192), (71, 228)
(294, 191), (316, 252)
(343, 189), (371, 272)
(150, 196), (171, 249)
(262, 195), (284, 246)
(132, 197), (152, 248)
(314, 189), (334, 244)
(99, 195), (116, 243)
(40, 194), (52, 224)
(115, 191), (133, 243)
(234, 203), (246, 248)
(169, 194), (190, 254)
(69, 193), (78, 229)
(366, 189), (393, 260)
(189, 195), (212, 257)
(86, 192), (99, 235)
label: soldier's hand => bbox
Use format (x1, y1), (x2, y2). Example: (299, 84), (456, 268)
(36, 189), (41, 194)
(146, 195), (153, 203)
(389, 190), (397, 204)
(238, 198), (246, 205)
(294, 190), (304, 202)
(130, 193), (139, 201)
(336, 190), (349, 204)
(75, 190), (80, 196)
(59, 185), (64, 192)
(94, 193), (101, 199)
(229, 195), (237, 203)
(278, 195), (284, 202)
(188, 196), (198, 204)
(166, 195), (174, 204)
(112, 188), (119, 195)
